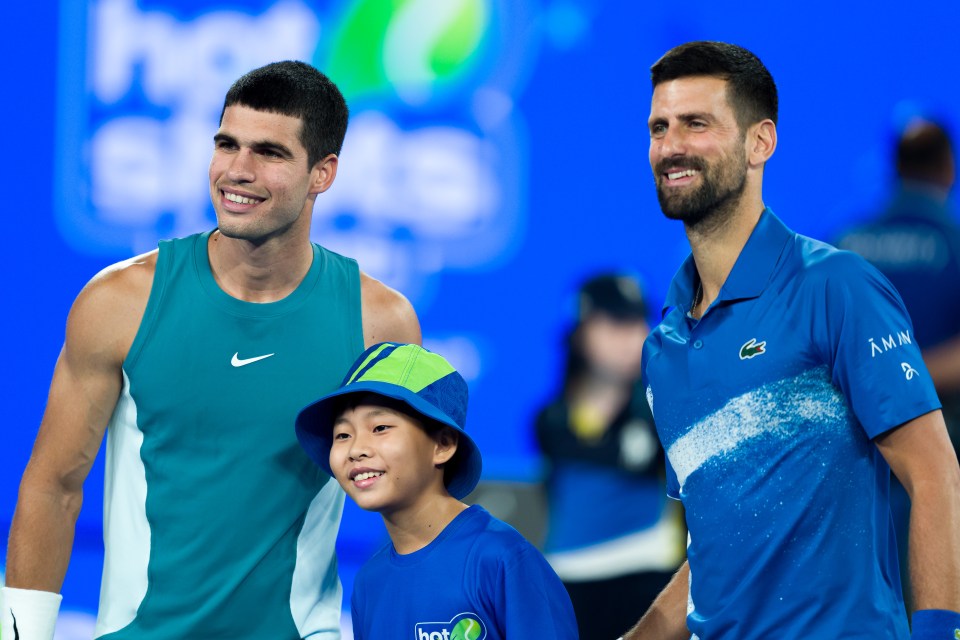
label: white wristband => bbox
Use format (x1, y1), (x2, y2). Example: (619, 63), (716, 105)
(1, 587), (62, 640)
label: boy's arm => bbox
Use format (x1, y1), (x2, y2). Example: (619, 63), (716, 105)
(875, 410), (960, 630)
(621, 561), (689, 640)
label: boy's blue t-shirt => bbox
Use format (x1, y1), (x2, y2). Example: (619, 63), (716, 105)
(642, 209), (941, 640)
(350, 505), (578, 640)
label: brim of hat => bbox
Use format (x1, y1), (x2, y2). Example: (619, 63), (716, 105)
(295, 380), (482, 500)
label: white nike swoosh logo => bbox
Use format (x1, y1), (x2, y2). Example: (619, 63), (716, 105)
(231, 352), (275, 367)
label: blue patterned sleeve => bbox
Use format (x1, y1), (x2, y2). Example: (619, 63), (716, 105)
(811, 250), (941, 438)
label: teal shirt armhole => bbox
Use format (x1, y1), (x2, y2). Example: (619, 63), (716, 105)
(123, 237), (177, 376)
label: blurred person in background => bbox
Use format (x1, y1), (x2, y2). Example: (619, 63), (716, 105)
(835, 118), (960, 612)
(535, 273), (684, 640)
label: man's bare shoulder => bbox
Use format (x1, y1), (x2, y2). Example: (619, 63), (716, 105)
(67, 250), (158, 360)
(86, 249), (157, 290)
(359, 271), (421, 347)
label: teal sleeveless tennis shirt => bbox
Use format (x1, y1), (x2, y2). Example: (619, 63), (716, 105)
(95, 231), (363, 639)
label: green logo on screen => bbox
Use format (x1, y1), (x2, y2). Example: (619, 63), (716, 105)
(320, 0), (490, 105)
(415, 612), (486, 640)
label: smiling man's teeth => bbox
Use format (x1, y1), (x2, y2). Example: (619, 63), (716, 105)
(224, 192), (260, 205)
(354, 471), (383, 482)
(667, 169), (699, 180)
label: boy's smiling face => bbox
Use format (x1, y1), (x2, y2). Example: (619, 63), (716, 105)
(329, 399), (458, 514)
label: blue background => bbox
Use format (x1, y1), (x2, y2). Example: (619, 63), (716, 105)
(3, 0), (959, 629)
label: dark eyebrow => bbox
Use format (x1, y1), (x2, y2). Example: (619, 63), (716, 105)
(649, 112), (716, 128)
(213, 133), (295, 159)
(251, 141), (295, 159)
(363, 408), (403, 420)
(678, 112), (715, 124)
(333, 407), (402, 427)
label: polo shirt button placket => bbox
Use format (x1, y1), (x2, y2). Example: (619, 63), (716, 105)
(693, 339), (704, 349)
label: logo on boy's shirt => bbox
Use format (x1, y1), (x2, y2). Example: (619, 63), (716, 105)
(415, 612), (487, 640)
(739, 338), (767, 360)
(868, 330), (913, 358)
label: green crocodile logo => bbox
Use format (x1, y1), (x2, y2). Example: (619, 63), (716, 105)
(739, 338), (767, 360)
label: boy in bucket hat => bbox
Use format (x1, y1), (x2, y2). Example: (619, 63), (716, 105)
(296, 342), (578, 640)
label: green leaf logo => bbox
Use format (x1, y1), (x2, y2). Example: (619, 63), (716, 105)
(321, 0), (489, 105)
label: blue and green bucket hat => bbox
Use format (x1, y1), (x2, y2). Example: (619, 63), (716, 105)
(295, 342), (482, 500)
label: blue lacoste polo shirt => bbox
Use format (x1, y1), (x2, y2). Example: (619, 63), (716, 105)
(642, 208), (940, 640)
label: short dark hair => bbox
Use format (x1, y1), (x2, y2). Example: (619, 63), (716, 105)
(221, 60), (349, 168)
(896, 120), (954, 183)
(651, 41), (778, 130)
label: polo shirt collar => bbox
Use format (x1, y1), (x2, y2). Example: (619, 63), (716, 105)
(662, 207), (792, 316)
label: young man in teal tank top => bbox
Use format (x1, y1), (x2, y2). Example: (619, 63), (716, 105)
(4, 61), (421, 640)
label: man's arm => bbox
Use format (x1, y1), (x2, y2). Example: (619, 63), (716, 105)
(621, 561), (689, 640)
(6, 255), (154, 592)
(359, 272), (421, 347)
(875, 410), (960, 613)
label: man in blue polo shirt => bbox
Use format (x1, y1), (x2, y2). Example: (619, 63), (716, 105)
(622, 41), (960, 640)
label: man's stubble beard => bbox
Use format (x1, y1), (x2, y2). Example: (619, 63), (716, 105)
(214, 204), (307, 248)
(654, 148), (749, 235)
